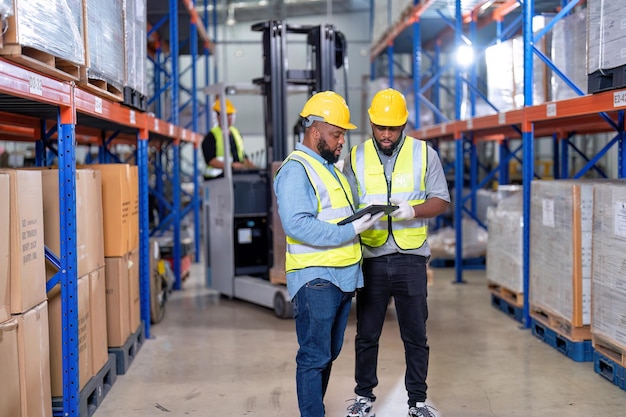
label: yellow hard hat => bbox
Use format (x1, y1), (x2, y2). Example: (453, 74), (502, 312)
(368, 88), (409, 127)
(300, 91), (356, 130)
(213, 98), (236, 114)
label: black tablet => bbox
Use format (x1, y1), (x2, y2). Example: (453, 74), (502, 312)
(338, 204), (399, 225)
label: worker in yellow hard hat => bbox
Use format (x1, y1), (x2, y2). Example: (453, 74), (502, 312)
(202, 97), (256, 179)
(342, 88), (450, 417)
(273, 91), (383, 417)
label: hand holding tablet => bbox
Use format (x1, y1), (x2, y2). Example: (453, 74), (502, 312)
(338, 204), (399, 226)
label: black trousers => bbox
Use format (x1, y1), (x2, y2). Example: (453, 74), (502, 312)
(354, 253), (430, 405)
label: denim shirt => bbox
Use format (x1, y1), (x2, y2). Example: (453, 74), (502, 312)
(273, 143), (364, 300)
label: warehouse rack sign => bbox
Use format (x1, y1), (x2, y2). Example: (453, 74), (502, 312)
(29, 75), (43, 96)
(613, 90), (626, 108)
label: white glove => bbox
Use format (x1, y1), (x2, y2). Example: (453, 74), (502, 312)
(389, 198), (415, 220)
(351, 211), (385, 234)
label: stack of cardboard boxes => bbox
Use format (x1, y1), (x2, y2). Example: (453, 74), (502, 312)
(0, 163), (140, 417)
(0, 169), (52, 417)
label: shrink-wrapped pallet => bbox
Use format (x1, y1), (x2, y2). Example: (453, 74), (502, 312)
(530, 180), (596, 329)
(487, 192), (523, 294)
(0, 0), (84, 78)
(486, 19), (550, 112)
(591, 182), (626, 352)
(123, 0), (147, 96)
(587, 0), (626, 74)
(83, 0), (124, 95)
(551, 10), (587, 100)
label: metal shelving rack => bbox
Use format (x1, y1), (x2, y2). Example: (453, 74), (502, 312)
(146, 0), (214, 289)
(0, 2), (209, 416)
(0, 59), (201, 417)
(369, 0), (625, 327)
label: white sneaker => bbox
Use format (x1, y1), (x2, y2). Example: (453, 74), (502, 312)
(408, 404), (437, 417)
(345, 396), (373, 417)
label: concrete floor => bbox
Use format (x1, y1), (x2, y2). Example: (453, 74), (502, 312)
(94, 265), (625, 417)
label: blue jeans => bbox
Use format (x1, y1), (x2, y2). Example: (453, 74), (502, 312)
(293, 278), (354, 417)
(354, 253), (429, 405)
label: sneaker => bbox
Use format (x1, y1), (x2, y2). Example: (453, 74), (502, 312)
(345, 396), (373, 417)
(408, 404), (437, 417)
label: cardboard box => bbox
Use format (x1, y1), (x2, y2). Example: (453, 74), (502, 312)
(0, 173), (10, 323)
(87, 164), (131, 257)
(0, 317), (21, 417)
(16, 301), (52, 417)
(41, 169), (105, 279)
(48, 276), (92, 396)
(128, 247), (140, 333)
(0, 169), (46, 314)
(89, 267), (108, 375)
(104, 254), (131, 347)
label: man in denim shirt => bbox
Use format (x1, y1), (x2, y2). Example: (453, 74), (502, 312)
(273, 91), (383, 417)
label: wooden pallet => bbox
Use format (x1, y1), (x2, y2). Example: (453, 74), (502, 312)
(79, 68), (123, 103)
(593, 333), (626, 368)
(488, 281), (523, 307)
(0, 44), (80, 81)
(530, 306), (591, 341)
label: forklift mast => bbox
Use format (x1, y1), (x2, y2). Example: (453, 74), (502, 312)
(251, 20), (346, 165)
(204, 21), (347, 317)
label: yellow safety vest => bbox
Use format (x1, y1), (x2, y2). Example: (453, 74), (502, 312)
(277, 151), (362, 272)
(350, 137), (428, 249)
(204, 125), (245, 178)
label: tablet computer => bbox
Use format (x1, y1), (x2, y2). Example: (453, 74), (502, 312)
(338, 204), (399, 225)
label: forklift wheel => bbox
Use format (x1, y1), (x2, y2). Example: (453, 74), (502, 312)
(273, 291), (293, 319)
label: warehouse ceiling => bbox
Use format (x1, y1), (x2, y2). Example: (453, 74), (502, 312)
(146, 0), (573, 54)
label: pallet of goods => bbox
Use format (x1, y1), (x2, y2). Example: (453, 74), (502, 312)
(80, 0), (125, 102)
(587, 0), (626, 94)
(590, 182), (626, 391)
(0, 0), (85, 81)
(529, 180), (599, 361)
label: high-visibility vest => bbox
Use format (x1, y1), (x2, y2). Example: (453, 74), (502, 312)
(277, 150), (362, 272)
(204, 126), (245, 178)
(350, 137), (428, 249)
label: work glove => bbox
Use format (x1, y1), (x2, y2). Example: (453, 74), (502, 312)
(351, 211), (385, 235)
(389, 198), (415, 220)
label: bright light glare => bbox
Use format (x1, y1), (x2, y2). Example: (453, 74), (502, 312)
(456, 45), (474, 67)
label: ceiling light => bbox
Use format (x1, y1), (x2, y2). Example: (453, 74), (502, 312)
(226, 5), (236, 26)
(456, 44), (474, 68)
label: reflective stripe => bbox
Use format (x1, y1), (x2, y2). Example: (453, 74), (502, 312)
(204, 126), (245, 178)
(351, 137), (429, 250)
(277, 151), (362, 272)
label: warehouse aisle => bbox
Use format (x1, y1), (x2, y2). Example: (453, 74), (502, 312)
(94, 265), (625, 417)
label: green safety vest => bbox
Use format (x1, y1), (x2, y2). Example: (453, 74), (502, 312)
(277, 151), (362, 272)
(350, 137), (428, 249)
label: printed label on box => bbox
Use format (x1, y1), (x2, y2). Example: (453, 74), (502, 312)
(615, 200), (626, 238)
(542, 198), (555, 228)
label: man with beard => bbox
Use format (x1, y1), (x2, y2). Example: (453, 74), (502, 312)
(342, 88), (450, 417)
(273, 91), (384, 417)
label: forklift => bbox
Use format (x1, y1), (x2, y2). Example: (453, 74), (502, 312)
(203, 20), (348, 318)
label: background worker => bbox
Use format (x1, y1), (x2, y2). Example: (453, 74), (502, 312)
(273, 91), (383, 417)
(202, 97), (256, 179)
(343, 88), (450, 417)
